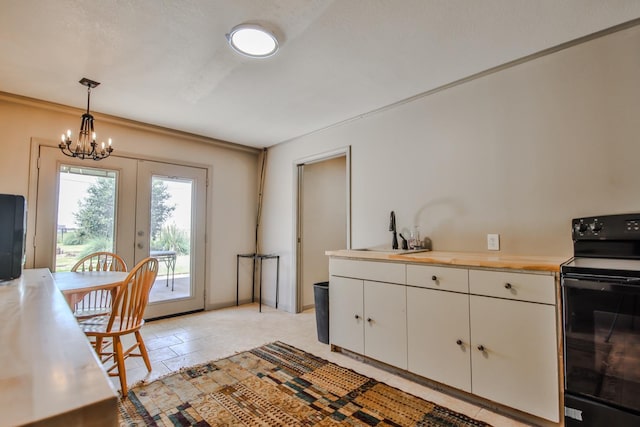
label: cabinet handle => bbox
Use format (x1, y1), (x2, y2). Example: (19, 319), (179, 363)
(354, 314), (360, 320)
(456, 339), (463, 346)
(504, 283), (512, 289)
(477, 345), (485, 352)
(431, 275), (437, 281)
(367, 318), (373, 323)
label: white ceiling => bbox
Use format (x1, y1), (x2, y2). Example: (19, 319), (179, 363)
(1, 1), (640, 148)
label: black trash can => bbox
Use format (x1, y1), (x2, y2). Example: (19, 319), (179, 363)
(313, 281), (329, 344)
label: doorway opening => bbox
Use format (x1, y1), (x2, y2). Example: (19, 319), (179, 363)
(294, 147), (351, 313)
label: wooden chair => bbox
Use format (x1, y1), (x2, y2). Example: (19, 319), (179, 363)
(79, 257), (159, 398)
(71, 252), (128, 319)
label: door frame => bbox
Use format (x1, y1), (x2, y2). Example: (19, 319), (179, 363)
(293, 146), (351, 313)
(26, 138), (212, 317)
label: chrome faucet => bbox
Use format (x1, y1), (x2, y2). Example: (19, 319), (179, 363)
(389, 211), (398, 249)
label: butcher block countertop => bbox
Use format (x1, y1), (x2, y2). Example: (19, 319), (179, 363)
(325, 249), (569, 273)
(0, 269), (118, 427)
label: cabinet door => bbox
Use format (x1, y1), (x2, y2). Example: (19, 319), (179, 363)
(407, 287), (471, 392)
(364, 280), (407, 369)
(329, 276), (364, 353)
(470, 295), (559, 422)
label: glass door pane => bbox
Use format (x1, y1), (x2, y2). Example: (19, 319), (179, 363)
(135, 160), (206, 319)
(148, 176), (193, 303)
(55, 165), (117, 272)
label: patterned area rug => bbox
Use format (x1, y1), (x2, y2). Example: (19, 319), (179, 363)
(119, 341), (491, 426)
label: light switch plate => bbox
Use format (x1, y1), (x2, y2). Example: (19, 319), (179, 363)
(487, 234), (500, 251)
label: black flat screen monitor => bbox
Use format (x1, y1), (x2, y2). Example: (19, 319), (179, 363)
(0, 194), (26, 281)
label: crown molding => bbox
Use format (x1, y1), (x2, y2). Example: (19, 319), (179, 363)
(0, 91), (261, 155)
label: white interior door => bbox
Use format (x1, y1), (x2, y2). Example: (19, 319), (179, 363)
(32, 145), (206, 319)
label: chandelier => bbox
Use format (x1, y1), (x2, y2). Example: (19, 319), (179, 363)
(59, 78), (113, 160)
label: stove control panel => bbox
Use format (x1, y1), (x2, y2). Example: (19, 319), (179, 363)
(572, 213), (640, 240)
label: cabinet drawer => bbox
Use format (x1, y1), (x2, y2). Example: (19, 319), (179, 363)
(330, 258), (405, 284)
(469, 270), (555, 305)
(406, 264), (468, 293)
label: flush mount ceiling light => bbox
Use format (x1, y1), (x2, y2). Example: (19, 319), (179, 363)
(58, 78), (113, 161)
(226, 24), (279, 58)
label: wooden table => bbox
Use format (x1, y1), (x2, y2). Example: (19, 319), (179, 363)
(52, 270), (129, 308)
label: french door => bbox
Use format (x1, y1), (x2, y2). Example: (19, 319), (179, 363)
(33, 145), (207, 319)
(135, 160), (206, 318)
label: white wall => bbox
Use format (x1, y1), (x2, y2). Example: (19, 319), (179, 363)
(261, 24), (640, 312)
(0, 95), (259, 309)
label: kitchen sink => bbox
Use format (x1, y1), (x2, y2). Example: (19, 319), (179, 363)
(351, 247), (430, 254)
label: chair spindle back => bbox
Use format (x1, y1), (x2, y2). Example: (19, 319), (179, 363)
(71, 251), (127, 272)
(107, 257), (159, 333)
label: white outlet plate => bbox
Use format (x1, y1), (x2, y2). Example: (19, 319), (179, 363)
(487, 234), (500, 251)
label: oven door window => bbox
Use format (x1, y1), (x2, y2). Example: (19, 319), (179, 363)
(563, 281), (640, 412)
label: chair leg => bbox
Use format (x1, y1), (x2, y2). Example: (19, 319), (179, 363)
(136, 330), (152, 372)
(113, 336), (128, 398)
(95, 336), (103, 357)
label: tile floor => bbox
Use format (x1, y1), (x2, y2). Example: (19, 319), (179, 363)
(117, 303), (533, 427)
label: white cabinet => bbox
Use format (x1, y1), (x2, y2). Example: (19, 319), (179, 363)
(407, 264), (559, 422)
(330, 257), (560, 423)
(407, 286), (471, 392)
(469, 277), (559, 422)
(329, 276), (364, 354)
(364, 280), (407, 369)
(329, 259), (407, 369)
(329, 275), (407, 369)
(407, 264), (472, 391)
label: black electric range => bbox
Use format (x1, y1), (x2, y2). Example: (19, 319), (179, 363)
(561, 213), (640, 426)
